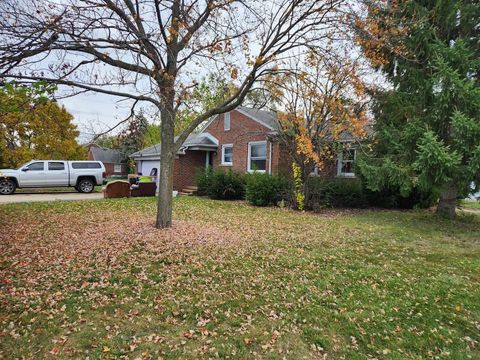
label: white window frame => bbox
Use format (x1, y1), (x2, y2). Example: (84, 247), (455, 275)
(224, 112), (231, 131)
(221, 144), (233, 166)
(247, 141), (267, 173)
(114, 164), (122, 173)
(337, 147), (356, 177)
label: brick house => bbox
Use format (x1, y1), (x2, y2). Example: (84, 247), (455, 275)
(86, 144), (128, 177)
(130, 106), (358, 192)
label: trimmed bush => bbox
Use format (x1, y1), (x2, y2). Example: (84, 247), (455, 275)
(245, 172), (291, 206)
(195, 168), (245, 200)
(305, 177), (368, 211)
(195, 167), (212, 196)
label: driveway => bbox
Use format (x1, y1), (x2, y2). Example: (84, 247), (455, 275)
(0, 192), (103, 204)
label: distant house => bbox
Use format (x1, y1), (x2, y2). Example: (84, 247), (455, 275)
(86, 144), (127, 177)
(130, 106), (359, 192)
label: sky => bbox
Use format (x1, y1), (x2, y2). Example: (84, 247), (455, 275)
(58, 90), (135, 143)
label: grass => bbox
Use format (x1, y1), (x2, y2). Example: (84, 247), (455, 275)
(461, 199), (480, 210)
(1, 197), (479, 359)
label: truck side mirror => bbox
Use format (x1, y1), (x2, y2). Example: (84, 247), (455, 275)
(21, 168), (29, 172)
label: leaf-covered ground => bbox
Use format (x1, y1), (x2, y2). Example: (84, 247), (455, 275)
(0, 197), (479, 359)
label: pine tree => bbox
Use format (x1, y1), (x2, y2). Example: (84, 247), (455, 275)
(356, 0), (480, 218)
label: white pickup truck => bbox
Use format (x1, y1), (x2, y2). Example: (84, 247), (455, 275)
(0, 160), (106, 195)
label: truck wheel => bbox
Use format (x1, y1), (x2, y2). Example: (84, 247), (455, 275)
(77, 179), (95, 193)
(0, 179), (16, 195)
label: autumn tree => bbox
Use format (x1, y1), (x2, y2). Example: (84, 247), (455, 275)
(0, 82), (85, 168)
(263, 51), (370, 204)
(0, 0), (346, 228)
(354, 1), (480, 218)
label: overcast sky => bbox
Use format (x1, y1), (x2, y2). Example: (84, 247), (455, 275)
(58, 90), (136, 143)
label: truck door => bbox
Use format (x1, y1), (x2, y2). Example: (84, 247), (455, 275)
(18, 161), (46, 187)
(47, 161), (69, 186)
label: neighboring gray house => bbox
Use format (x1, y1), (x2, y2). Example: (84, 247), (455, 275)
(86, 144), (127, 176)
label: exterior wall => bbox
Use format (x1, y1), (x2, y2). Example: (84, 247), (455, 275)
(173, 151), (206, 191)
(272, 142), (293, 177)
(103, 163), (128, 177)
(205, 110), (274, 174)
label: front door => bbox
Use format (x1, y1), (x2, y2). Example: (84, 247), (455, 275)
(18, 161), (46, 187)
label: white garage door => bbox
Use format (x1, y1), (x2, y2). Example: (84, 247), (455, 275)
(139, 160), (160, 177)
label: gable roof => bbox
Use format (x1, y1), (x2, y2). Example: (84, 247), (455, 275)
(90, 147), (124, 163)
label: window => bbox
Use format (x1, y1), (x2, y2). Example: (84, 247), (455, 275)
(224, 112), (231, 131)
(114, 164), (122, 173)
(221, 144), (233, 165)
(337, 147), (356, 177)
(26, 162), (44, 171)
(48, 162), (65, 171)
(71, 162), (102, 169)
(248, 141), (267, 172)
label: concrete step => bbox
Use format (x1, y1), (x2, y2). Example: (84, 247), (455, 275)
(177, 192), (192, 196)
(182, 189), (196, 194)
(183, 186), (198, 191)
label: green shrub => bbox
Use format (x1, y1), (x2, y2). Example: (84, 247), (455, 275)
(355, 157), (436, 209)
(195, 167), (212, 196)
(245, 172), (291, 206)
(195, 168), (245, 200)
(363, 187), (436, 209)
(305, 177), (368, 211)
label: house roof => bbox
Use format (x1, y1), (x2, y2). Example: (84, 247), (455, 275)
(90, 146), (124, 163)
(129, 106), (372, 160)
(129, 133), (217, 159)
(236, 106), (278, 130)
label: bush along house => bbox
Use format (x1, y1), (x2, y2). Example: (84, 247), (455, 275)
(129, 106), (360, 193)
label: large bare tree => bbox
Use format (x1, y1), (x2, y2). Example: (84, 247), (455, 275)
(0, 0), (345, 228)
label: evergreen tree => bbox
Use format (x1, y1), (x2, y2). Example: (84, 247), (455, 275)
(356, 0), (480, 218)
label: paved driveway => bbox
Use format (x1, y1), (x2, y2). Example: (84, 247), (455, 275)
(0, 192), (103, 204)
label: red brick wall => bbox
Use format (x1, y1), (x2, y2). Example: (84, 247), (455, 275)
(273, 142), (293, 177)
(173, 151), (206, 191)
(204, 110), (275, 174)
(103, 163), (128, 177)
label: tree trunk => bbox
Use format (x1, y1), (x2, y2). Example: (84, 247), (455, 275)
(437, 182), (457, 219)
(155, 106), (175, 229)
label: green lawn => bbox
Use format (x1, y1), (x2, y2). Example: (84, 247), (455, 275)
(461, 199), (480, 210)
(1, 197), (479, 359)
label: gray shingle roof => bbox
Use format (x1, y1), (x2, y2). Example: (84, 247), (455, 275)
(129, 133), (217, 159)
(90, 147), (124, 163)
(237, 106), (278, 129)
(129, 143), (162, 158)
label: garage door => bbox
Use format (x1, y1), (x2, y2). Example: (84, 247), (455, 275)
(140, 160), (160, 177)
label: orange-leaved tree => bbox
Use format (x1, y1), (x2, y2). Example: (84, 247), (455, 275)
(264, 50), (370, 206)
(0, 83), (85, 168)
